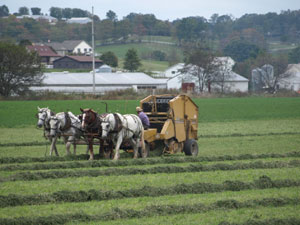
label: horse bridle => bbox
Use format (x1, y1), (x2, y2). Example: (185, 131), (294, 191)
(83, 111), (99, 129)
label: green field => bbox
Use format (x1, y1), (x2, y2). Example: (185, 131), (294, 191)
(96, 41), (182, 71)
(0, 97), (300, 224)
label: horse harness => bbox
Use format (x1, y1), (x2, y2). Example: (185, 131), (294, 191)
(59, 112), (72, 132)
(39, 110), (55, 138)
(109, 113), (141, 137)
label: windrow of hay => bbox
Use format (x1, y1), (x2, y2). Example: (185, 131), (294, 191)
(1, 176), (299, 207)
(3, 160), (300, 182)
(0, 196), (299, 225)
(1, 151), (299, 167)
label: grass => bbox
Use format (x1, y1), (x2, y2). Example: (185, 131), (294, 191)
(0, 188), (298, 219)
(1, 97), (300, 128)
(91, 206), (300, 225)
(1, 97), (300, 224)
(96, 42), (182, 60)
(1, 167), (299, 196)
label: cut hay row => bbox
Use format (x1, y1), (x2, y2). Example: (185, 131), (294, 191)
(198, 131), (300, 138)
(1, 131), (300, 148)
(3, 159), (300, 182)
(0, 197), (299, 225)
(0, 176), (299, 208)
(1, 151), (300, 167)
(219, 218), (300, 225)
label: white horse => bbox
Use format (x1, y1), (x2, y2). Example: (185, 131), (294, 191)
(100, 113), (145, 160)
(36, 107), (59, 156)
(49, 111), (85, 155)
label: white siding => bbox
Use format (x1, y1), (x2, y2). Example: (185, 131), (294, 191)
(73, 41), (92, 55)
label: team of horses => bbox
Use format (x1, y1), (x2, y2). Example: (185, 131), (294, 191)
(36, 107), (146, 160)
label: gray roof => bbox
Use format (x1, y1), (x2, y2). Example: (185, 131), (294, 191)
(41, 72), (166, 85)
(47, 40), (87, 51)
(224, 71), (249, 82)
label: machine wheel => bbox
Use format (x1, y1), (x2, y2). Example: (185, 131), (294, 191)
(183, 139), (198, 156)
(138, 142), (150, 158)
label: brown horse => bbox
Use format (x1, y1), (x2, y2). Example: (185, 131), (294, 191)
(80, 108), (113, 160)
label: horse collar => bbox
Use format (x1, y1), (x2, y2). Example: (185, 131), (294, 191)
(112, 113), (123, 133)
(60, 112), (72, 131)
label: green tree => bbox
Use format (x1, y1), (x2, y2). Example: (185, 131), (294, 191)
(175, 17), (207, 42)
(31, 7), (41, 15)
(72, 8), (89, 17)
(19, 39), (32, 46)
(106, 10), (117, 21)
(100, 51), (118, 67)
(0, 5), (9, 17)
(62, 8), (72, 19)
(18, 7), (29, 15)
(123, 48), (141, 72)
(223, 41), (261, 62)
(288, 46), (300, 64)
(50, 7), (63, 19)
(0, 42), (43, 97)
(151, 50), (166, 61)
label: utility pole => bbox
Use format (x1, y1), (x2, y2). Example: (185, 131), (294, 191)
(92, 6), (95, 94)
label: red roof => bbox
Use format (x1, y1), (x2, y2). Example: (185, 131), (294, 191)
(67, 55), (102, 63)
(27, 45), (60, 57)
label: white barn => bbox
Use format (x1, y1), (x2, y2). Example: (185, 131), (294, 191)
(279, 64), (300, 92)
(31, 72), (167, 94)
(163, 57), (248, 93)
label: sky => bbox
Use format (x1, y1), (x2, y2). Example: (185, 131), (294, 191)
(1, 0), (300, 21)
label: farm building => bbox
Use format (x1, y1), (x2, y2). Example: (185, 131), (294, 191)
(251, 63), (300, 92)
(96, 64), (112, 73)
(164, 59), (248, 93)
(30, 72), (167, 94)
(66, 17), (92, 24)
(47, 40), (92, 56)
(26, 44), (60, 65)
(279, 64), (300, 92)
(53, 56), (103, 69)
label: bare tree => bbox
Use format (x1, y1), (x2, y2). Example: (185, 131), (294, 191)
(211, 57), (234, 93)
(180, 46), (218, 93)
(252, 53), (290, 93)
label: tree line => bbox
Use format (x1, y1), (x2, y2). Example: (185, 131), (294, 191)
(1, 5), (300, 45)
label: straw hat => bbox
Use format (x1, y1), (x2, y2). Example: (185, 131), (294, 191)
(136, 106), (142, 112)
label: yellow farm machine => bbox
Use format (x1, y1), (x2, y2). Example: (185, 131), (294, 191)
(140, 94), (199, 156)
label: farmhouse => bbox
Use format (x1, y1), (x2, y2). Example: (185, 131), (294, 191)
(53, 55), (103, 69)
(31, 72), (167, 94)
(47, 40), (92, 56)
(26, 44), (60, 65)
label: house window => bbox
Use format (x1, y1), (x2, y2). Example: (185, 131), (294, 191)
(77, 49), (81, 53)
(84, 48), (87, 52)
(89, 48), (92, 52)
(172, 71), (175, 74)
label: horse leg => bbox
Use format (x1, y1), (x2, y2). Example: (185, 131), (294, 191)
(49, 137), (54, 156)
(53, 137), (59, 156)
(99, 139), (104, 158)
(88, 138), (94, 160)
(64, 137), (71, 155)
(130, 138), (139, 159)
(69, 136), (76, 155)
(113, 137), (122, 160)
(50, 137), (58, 156)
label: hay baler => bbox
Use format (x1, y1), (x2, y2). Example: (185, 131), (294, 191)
(140, 94), (199, 156)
